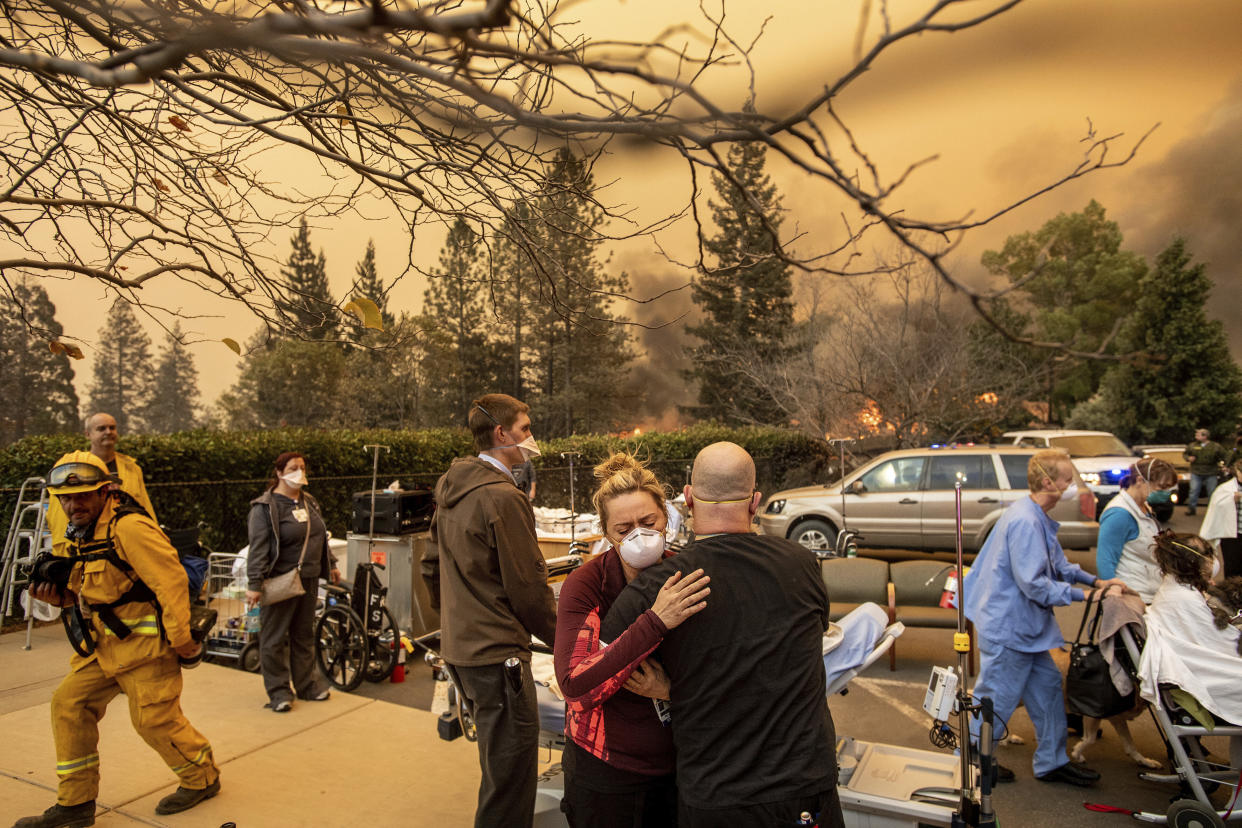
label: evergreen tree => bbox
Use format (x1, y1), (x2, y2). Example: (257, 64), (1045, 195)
(491, 201), (537, 400)
(350, 239), (395, 335)
(685, 138), (794, 425)
(336, 313), (428, 428)
(0, 278), (80, 442)
(1068, 238), (1242, 442)
(281, 218), (338, 338)
(981, 200), (1147, 422)
(520, 149), (634, 435)
(145, 322), (201, 432)
(217, 332), (345, 428)
(422, 218), (494, 423)
(87, 298), (155, 433)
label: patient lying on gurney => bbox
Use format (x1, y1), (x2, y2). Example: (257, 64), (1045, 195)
(533, 601), (895, 732)
(1138, 532), (1242, 729)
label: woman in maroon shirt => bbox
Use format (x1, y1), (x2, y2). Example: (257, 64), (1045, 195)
(554, 453), (711, 828)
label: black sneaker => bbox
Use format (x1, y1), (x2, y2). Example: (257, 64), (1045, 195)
(12, 801), (96, 828)
(995, 762), (1016, 783)
(155, 778), (221, 815)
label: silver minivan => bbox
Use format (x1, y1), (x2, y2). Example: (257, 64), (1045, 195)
(758, 446), (1098, 554)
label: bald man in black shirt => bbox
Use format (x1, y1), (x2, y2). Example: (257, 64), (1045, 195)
(602, 442), (842, 828)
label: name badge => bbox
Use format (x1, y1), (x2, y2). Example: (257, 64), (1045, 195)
(292, 508), (309, 523)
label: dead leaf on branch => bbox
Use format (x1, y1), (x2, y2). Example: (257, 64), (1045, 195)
(168, 114), (190, 132)
(211, 170), (228, 186)
(344, 297), (384, 331)
(221, 337), (241, 355)
(48, 340), (84, 359)
(153, 178), (170, 193)
(336, 104), (348, 124)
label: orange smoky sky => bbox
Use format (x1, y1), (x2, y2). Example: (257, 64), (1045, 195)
(42, 0), (1242, 418)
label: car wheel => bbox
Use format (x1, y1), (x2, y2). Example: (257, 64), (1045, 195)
(790, 520), (837, 552)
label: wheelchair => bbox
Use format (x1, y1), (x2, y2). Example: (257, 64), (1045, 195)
(314, 561), (401, 692)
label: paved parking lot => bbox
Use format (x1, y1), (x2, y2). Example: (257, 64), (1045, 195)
(1, 507), (1228, 826)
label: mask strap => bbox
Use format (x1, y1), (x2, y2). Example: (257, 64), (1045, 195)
(691, 492), (755, 504)
(1171, 540), (1212, 561)
(474, 404), (501, 426)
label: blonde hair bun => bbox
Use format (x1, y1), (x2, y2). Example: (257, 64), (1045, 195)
(591, 452), (667, 532)
(594, 452), (646, 481)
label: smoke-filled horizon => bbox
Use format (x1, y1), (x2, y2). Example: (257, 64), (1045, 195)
(35, 0), (1242, 426)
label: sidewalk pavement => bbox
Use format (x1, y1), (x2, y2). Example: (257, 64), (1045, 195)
(0, 624), (483, 827)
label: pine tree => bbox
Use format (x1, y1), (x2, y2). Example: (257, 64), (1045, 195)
(281, 218), (337, 338)
(87, 298), (155, 432)
(145, 322), (201, 432)
(350, 239), (395, 334)
(1069, 238), (1242, 442)
(217, 331), (346, 428)
(0, 278), (80, 442)
(492, 201), (537, 400)
(685, 138), (794, 425)
(520, 149), (633, 435)
(422, 218), (495, 423)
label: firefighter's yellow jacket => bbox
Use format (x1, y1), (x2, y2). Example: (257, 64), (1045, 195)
(63, 497), (190, 676)
(47, 452), (157, 556)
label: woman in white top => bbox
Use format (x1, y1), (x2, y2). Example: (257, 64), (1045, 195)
(1201, 458), (1242, 578)
(1096, 458), (1178, 603)
(1138, 532), (1241, 728)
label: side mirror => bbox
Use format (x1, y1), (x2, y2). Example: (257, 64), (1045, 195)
(848, 480), (865, 495)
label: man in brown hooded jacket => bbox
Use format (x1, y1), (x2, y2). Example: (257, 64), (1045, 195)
(421, 393), (556, 828)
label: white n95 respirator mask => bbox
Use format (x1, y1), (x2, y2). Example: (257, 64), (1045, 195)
(516, 435), (541, 461)
(617, 527), (666, 569)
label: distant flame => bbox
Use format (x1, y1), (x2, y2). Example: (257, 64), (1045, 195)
(857, 401), (885, 432)
(977, 392), (999, 406)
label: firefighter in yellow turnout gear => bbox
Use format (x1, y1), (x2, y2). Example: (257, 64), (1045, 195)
(14, 452), (219, 828)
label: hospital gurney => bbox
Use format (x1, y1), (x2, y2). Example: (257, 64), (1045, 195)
(525, 604), (962, 828)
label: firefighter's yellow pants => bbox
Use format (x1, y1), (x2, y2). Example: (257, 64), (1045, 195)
(51, 652), (218, 806)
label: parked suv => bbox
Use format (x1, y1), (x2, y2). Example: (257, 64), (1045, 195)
(1002, 430), (1136, 517)
(759, 446), (1098, 554)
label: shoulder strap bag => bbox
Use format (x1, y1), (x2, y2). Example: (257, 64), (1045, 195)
(260, 505), (313, 606)
(1066, 592), (1136, 719)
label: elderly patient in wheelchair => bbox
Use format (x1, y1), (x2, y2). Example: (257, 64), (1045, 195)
(1138, 532), (1242, 775)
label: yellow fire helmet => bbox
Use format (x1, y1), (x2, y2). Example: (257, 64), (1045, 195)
(46, 451), (114, 495)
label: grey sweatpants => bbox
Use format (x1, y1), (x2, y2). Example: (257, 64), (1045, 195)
(258, 577), (327, 703)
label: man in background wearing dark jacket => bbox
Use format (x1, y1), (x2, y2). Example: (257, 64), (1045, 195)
(421, 393), (557, 828)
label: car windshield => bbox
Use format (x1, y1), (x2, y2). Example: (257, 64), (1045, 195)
(1145, 449), (1189, 471)
(1049, 435), (1131, 457)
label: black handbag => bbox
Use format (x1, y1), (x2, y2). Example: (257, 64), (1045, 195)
(1066, 593), (1135, 719)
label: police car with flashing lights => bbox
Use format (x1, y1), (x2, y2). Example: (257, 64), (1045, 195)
(1001, 429), (1137, 518)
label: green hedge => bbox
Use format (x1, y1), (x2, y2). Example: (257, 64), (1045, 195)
(1, 425), (832, 553)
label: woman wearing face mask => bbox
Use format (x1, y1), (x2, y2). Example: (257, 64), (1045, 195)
(1096, 458), (1179, 603)
(553, 453), (711, 828)
(1201, 459), (1242, 578)
(245, 452), (341, 713)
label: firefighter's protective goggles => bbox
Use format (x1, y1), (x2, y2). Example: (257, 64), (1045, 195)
(47, 462), (114, 494)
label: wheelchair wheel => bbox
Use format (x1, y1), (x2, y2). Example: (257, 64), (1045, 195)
(240, 640), (262, 673)
(363, 606), (400, 683)
(1167, 799), (1225, 828)
(315, 605), (367, 692)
